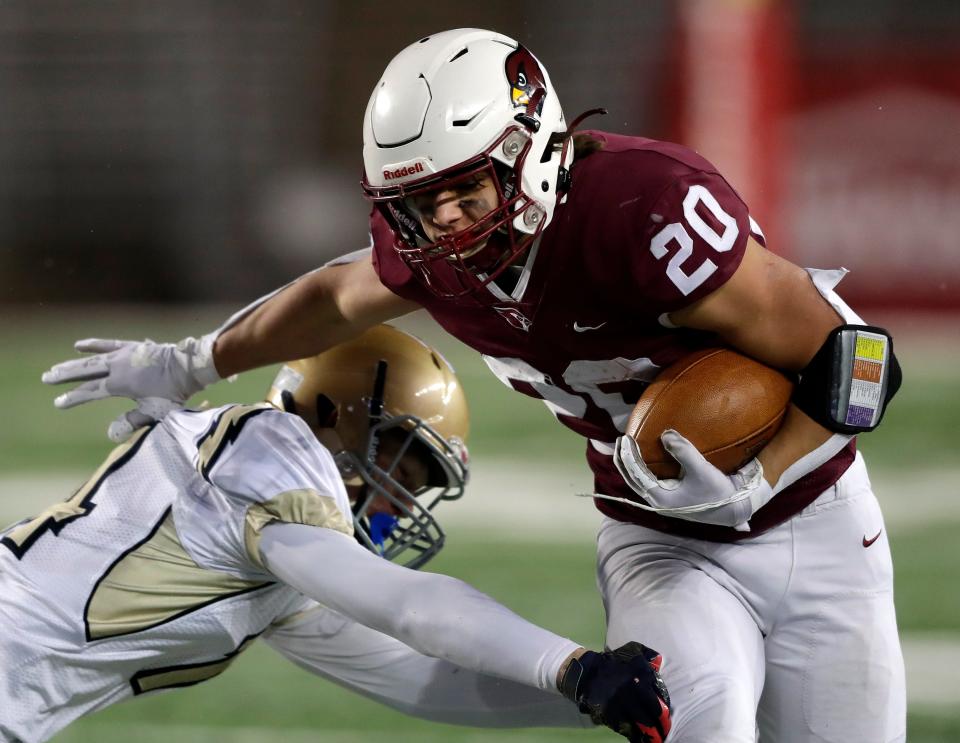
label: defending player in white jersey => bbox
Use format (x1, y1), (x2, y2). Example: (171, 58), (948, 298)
(1, 325), (671, 743)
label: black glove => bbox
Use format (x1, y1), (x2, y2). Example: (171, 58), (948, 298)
(559, 641), (672, 743)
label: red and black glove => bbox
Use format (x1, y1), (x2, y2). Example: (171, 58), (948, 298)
(560, 642), (672, 743)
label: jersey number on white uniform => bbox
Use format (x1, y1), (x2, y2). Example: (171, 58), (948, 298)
(0, 427), (151, 559)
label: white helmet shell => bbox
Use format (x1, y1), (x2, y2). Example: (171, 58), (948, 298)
(362, 28), (569, 238)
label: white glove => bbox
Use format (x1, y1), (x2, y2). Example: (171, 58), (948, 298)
(41, 335), (221, 443)
(612, 429), (774, 531)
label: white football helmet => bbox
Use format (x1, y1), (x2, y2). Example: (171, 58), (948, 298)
(361, 28), (571, 298)
(266, 325), (470, 569)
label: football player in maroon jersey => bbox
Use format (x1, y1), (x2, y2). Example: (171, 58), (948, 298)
(45, 28), (903, 743)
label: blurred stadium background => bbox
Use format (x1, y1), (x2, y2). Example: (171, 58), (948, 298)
(1, 1), (958, 741)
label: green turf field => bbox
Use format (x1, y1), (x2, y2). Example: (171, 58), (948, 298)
(1, 306), (958, 742)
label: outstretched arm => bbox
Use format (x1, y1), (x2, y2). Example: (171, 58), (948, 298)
(42, 251), (418, 441)
(258, 521), (581, 692)
(214, 254), (418, 377)
(259, 523), (672, 741)
(263, 603), (592, 729)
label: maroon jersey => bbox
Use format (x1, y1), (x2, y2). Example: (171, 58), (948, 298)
(372, 131), (854, 542)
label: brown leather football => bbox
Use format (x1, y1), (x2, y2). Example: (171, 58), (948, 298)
(626, 348), (795, 479)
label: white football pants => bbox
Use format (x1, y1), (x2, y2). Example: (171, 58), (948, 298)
(598, 451), (905, 743)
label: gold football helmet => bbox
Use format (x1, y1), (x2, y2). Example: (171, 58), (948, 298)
(266, 324), (469, 568)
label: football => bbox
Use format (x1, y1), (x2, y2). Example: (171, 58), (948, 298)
(626, 348), (795, 479)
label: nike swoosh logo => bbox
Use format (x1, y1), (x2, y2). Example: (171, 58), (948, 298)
(573, 321), (607, 332)
(862, 530), (882, 548)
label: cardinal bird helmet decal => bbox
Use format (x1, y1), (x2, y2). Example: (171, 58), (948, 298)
(505, 45), (547, 115)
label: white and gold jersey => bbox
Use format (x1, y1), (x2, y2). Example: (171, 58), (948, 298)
(0, 404), (353, 743)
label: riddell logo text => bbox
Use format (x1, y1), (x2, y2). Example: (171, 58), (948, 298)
(383, 163), (425, 180)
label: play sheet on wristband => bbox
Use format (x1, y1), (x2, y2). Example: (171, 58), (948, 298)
(842, 330), (889, 428)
